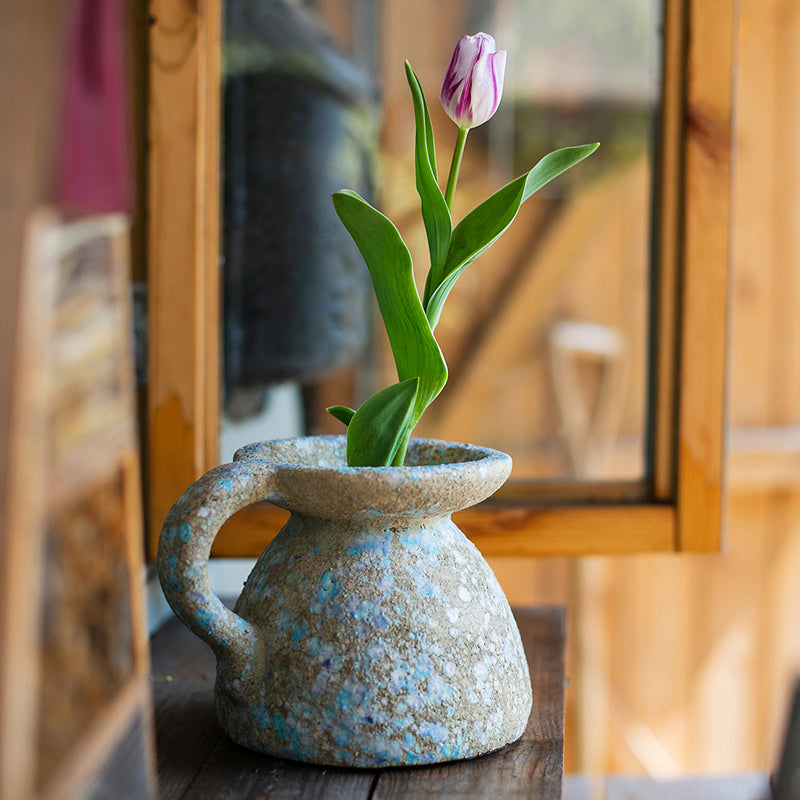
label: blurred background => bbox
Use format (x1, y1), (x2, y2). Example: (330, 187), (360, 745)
(1, 0), (799, 795)
(219, 0), (800, 773)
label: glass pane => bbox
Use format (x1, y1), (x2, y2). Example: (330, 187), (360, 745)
(220, 0), (660, 483)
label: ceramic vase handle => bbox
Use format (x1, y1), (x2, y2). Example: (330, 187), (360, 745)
(157, 459), (277, 657)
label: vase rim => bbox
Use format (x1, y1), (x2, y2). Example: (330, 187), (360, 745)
(233, 435), (511, 473)
(232, 435), (512, 519)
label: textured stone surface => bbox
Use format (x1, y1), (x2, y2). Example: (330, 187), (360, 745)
(158, 436), (532, 767)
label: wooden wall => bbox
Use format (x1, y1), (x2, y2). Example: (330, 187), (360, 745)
(489, 0), (800, 773)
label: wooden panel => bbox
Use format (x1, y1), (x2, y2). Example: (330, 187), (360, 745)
(151, 605), (566, 799)
(147, 0), (221, 558)
(0, 219), (56, 800)
(84, 706), (157, 800)
(1, 212), (156, 800)
(41, 675), (156, 800)
(0, 5), (66, 793)
(37, 469), (136, 786)
(212, 501), (674, 557)
(676, 0), (735, 550)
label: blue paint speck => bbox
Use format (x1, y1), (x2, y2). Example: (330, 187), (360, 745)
(290, 618), (308, 642)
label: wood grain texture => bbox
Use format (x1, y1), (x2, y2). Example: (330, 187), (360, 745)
(40, 676), (156, 800)
(147, 0), (221, 558)
(212, 502), (675, 558)
(2, 212), (157, 798)
(676, 0), (736, 550)
(151, 614), (376, 800)
(0, 3), (67, 797)
(37, 470), (135, 786)
(82, 707), (156, 800)
(151, 606), (566, 799)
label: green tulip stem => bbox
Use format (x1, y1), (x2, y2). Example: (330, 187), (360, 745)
(444, 127), (469, 210)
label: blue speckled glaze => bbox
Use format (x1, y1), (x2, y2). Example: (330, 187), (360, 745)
(158, 436), (531, 768)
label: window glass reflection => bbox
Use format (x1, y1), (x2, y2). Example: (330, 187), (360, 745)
(220, 0), (661, 482)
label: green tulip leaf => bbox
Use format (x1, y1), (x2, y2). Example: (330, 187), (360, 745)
(346, 378), (420, 467)
(326, 405), (355, 427)
(332, 189), (448, 433)
(424, 142), (600, 328)
(405, 62), (452, 285)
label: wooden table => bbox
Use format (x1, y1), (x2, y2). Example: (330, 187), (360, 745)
(151, 606), (566, 799)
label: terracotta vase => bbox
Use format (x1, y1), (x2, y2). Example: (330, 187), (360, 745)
(158, 435), (532, 767)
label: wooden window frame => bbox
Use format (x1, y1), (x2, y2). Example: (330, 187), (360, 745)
(146, 0), (734, 559)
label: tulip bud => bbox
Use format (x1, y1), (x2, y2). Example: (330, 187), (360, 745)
(440, 33), (507, 130)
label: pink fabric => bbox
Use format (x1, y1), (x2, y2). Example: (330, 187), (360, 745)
(56, 0), (130, 213)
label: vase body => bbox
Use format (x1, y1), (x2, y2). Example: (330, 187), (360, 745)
(158, 436), (532, 767)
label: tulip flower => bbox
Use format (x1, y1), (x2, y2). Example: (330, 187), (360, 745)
(440, 33), (507, 208)
(329, 39), (598, 467)
(440, 33), (507, 130)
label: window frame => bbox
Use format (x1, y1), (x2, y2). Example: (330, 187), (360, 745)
(146, 0), (734, 559)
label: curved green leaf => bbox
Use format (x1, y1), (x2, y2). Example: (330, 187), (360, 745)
(331, 189), (448, 429)
(405, 62), (451, 289)
(326, 405), (355, 427)
(346, 378), (419, 467)
(425, 143), (600, 328)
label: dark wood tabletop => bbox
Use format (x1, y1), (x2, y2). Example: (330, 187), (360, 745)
(150, 605), (566, 800)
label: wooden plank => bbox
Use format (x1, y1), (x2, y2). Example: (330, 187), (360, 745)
(81, 707), (156, 800)
(211, 502), (675, 558)
(2, 210), (157, 797)
(725, 427), (800, 491)
(753, 491), (800, 767)
(676, 0), (736, 550)
(0, 215), (56, 800)
(0, 3), (67, 797)
(726, 0), (776, 431)
(152, 612), (374, 799)
(151, 607), (566, 798)
(212, 503), (675, 558)
(459, 505), (675, 556)
(766, 0), (800, 425)
(201, 0), (222, 476)
(181, 738), (376, 800)
(40, 676), (155, 800)
(150, 617), (226, 800)
(569, 560), (611, 772)
(209, 418), (800, 558)
(727, 0), (800, 769)
(147, 0), (222, 558)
